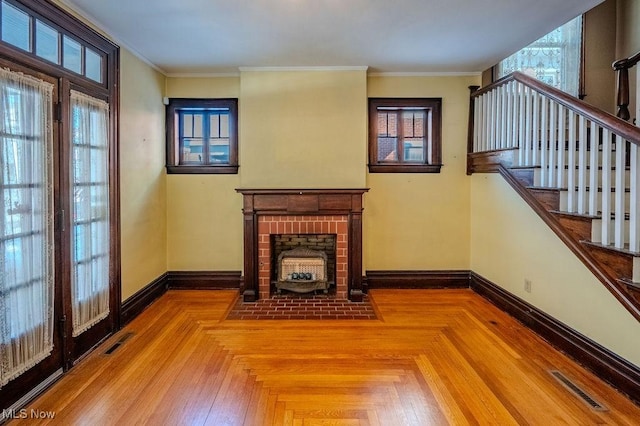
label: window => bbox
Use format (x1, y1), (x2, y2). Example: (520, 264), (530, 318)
(497, 15), (583, 96)
(0, 0), (106, 84)
(166, 98), (238, 174)
(368, 98), (442, 173)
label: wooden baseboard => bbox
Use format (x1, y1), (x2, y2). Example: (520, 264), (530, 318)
(166, 270), (242, 289)
(121, 273), (168, 326)
(470, 271), (640, 405)
(365, 270), (471, 289)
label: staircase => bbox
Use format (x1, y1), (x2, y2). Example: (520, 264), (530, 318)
(468, 71), (640, 321)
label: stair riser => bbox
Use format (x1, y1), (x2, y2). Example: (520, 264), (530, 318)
(591, 220), (631, 245)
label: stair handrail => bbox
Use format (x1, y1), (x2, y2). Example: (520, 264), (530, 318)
(613, 50), (640, 121)
(470, 71), (640, 148)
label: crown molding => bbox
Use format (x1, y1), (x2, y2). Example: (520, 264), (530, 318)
(57, 0), (167, 76)
(238, 66), (369, 72)
(368, 71), (482, 77)
(165, 72), (240, 78)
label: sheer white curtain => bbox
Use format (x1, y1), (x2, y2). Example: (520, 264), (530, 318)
(70, 90), (110, 337)
(498, 16), (583, 96)
(0, 68), (54, 386)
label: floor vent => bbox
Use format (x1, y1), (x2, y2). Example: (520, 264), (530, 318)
(104, 332), (134, 355)
(549, 370), (607, 411)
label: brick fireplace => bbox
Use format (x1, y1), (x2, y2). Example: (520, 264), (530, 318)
(236, 189), (368, 302)
(260, 215), (347, 299)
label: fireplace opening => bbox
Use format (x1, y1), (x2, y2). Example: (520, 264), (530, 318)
(271, 234), (337, 296)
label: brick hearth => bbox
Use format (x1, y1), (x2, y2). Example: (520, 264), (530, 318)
(258, 215), (348, 299)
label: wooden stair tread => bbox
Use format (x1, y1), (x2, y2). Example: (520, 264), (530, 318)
(581, 240), (640, 258)
(619, 277), (640, 290)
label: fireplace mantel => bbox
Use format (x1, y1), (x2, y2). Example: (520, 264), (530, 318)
(236, 188), (368, 302)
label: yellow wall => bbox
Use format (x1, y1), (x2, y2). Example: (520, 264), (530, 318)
(119, 50), (168, 300)
(584, 0), (617, 113)
(364, 75), (479, 270)
(239, 70), (368, 188)
(470, 174), (640, 366)
(165, 77), (243, 270)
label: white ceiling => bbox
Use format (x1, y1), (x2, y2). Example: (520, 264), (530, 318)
(62, 0), (604, 76)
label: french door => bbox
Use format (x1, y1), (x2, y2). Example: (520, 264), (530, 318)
(0, 61), (117, 409)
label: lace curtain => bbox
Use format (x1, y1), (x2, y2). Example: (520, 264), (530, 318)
(0, 68), (54, 386)
(69, 90), (110, 337)
(498, 16), (583, 96)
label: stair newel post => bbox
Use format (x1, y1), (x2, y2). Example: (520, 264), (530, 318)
(613, 61), (631, 121)
(467, 85), (480, 175)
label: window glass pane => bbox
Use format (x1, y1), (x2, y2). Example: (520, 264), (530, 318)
(377, 137), (397, 161)
(181, 138), (204, 164)
(35, 20), (59, 64)
(182, 113), (193, 138)
(210, 138), (229, 163)
(63, 35), (82, 74)
(403, 139), (424, 161)
(219, 112), (229, 138)
(210, 114), (220, 138)
(85, 48), (102, 82)
(192, 114), (203, 138)
(2, 1), (31, 51)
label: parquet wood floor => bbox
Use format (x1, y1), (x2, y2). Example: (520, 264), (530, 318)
(12, 289), (640, 425)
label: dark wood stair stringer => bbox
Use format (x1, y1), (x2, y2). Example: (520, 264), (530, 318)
(491, 162), (640, 322)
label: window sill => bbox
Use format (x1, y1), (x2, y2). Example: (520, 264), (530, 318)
(368, 164), (442, 173)
(166, 165), (239, 175)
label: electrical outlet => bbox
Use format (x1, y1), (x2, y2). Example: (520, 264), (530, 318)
(524, 279), (532, 293)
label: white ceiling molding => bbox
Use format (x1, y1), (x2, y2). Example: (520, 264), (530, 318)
(57, 0), (167, 76)
(368, 71), (482, 77)
(238, 66), (369, 72)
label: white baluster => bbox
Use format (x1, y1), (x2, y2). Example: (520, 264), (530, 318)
(540, 95), (548, 187)
(511, 82), (519, 150)
(566, 111), (577, 212)
(500, 85), (508, 149)
(483, 93), (490, 152)
(548, 101), (557, 187)
(630, 142), (640, 252)
(524, 87), (532, 165)
(473, 97), (480, 152)
(577, 116), (588, 214)
(614, 135), (627, 249)
(557, 105), (566, 188)
(490, 90), (496, 150)
(588, 123), (599, 216)
(532, 91), (540, 166)
(601, 129), (612, 246)
(518, 83), (527, 166)
(506, 82), (513, 149)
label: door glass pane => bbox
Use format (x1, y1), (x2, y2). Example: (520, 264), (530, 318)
(63, 35), (82, 74)
(35, 20), (59, 64)
(70, 91), (109, 337)
(85, 48), (102, 83)
(0, 68), (55, 386)
(2, 1), (31, 51)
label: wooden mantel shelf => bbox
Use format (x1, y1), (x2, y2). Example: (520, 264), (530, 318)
(236, 188), (369, 302)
